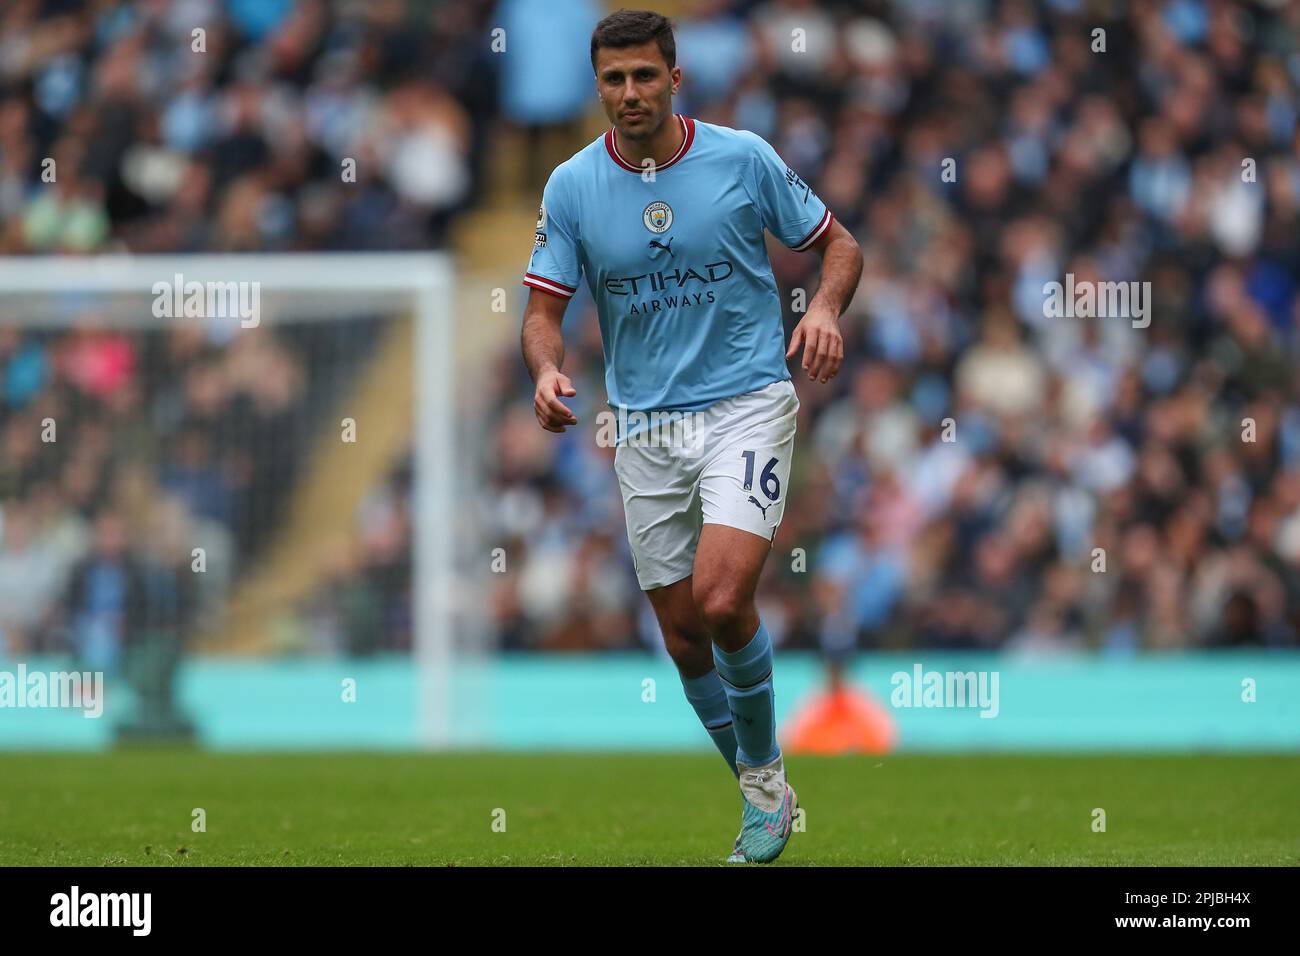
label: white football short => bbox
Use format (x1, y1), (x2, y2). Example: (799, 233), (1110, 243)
(613, 378), (799, 591)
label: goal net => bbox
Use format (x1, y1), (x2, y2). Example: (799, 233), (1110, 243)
(0, 253), (471, 746)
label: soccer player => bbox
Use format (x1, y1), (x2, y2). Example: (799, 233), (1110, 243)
(520, 10), (863, 863)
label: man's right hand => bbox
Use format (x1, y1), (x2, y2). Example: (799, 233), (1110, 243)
(533, 368), (578, 432)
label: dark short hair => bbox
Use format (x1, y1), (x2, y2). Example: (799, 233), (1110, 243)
(590, 9), (676, 73)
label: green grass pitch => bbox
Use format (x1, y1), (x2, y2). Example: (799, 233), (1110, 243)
(1, 752), (1296, 865)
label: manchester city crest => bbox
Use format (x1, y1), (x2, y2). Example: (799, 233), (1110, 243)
(643, 201), (673, 234)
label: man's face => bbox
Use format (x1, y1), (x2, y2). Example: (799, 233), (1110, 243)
(594, 41), (680, 141)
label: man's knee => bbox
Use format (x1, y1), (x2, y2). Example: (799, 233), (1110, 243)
(661, 624), (713, 674)
(694, 580), (752, 638)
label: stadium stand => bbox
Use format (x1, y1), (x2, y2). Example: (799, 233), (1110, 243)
(1, 0), (1299, 666)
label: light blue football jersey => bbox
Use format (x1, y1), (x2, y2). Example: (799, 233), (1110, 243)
(524, 115), (834, 412)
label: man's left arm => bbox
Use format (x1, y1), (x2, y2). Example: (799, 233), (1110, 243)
(786, 219), (863, 383)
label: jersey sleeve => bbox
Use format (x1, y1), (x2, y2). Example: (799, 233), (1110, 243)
(523, 168), (581, 300)
(743, 132), (834, 252)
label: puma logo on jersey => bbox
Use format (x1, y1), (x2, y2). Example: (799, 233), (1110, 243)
(747, 495), (771, 519)
(648, 237), (675, 256)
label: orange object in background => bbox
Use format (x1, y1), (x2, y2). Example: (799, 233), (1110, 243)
(783, 665), (898, 755)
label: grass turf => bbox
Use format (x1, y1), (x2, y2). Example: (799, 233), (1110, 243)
(0, 751), (1296, 866)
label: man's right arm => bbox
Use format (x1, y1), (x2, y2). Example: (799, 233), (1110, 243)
(522, 287), (578, 432)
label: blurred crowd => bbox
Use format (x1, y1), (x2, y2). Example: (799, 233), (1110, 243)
(0, 320), (310, 662)
(0, 0), (495, 660)
(3, 0), (1300, 660)
(0, 0), (500, 254)
(482, 0), (1300, 654)
(0, 308), (418, 663)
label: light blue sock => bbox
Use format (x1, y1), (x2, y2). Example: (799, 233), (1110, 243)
(680, 669), (739, 778)
(712, 622), (780, 768)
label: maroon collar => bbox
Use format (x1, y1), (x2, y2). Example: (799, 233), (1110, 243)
(604, 115), (695, 173)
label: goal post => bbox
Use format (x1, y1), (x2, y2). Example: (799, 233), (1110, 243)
(0, 253), (458, 747)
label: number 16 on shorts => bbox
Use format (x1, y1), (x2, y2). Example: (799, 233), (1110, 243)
(742, 451), (782, 502)
(731, 449), (786, 540)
